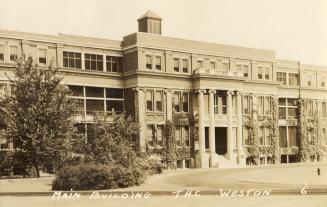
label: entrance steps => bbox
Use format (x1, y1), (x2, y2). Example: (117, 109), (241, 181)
(217, 155), (240, 168)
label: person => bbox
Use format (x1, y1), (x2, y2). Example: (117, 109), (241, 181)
(317, 168), (320, 176)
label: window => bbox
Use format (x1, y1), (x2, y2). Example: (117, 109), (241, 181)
(210, 62), (216, 70)
(183, 126), (190, 146)
(236, 64), (241, 72)
(106, 56), (123, 72)
(156, 125), (163, 146)
(214, 94), (227, 114)
(174, 92), (181, 112)
(85, 54), (103, 71)
(155, 56), (161, 70)
(197, 60), (203, 69)
(288, 127), (297, 147)
(278, 98), (298, 119)
(307, 129), (314, 145)
(323, 128), (327, 145)
(257, 67), (263, 79)
(63, 51), (81, 69)
(321, 78), (326, 88)
(10, 46), (18, 61)
(265, 128), (271, 145)
(243, 126), (249, 145)
(68, 85), (84, 97)
(288, 73), (299, 86)
(174, 58), (179, 72)
(279, 126), (287, 147)
(182, 93), (189, 112)
(146, 90), (153, 111)
(106, 88), (124, 113)
(85, 87), (104, 98)
(222, 62), (229, 72)
(264, 97), (271, 115)
(243, 95), (252, 114)
(264, 67), (270, 80)
(243, 65), (249, 77)
(307, 75), (312, 87)
(307, 100), (313, 117)
(155, 91), (163, 111)
(277, 72), (287, 85)
(258, 97), (264, 115)
(258, 127), (264, 145)
(146, 55), (152, 69)
(322, 102), (327, 118)
(175, 127), (181, 146)
(0, 45), (4, 61)
(86, 100), (104, 114)
(147, 125), (154, 147)
(74, 99), (85, 114)
(38, 49), (46, 65)
(182, 59), (188, 73)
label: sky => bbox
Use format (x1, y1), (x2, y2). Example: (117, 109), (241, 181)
(0, 0), (326, 66)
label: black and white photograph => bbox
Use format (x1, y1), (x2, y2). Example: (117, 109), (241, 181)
(0, 0), (326, 206)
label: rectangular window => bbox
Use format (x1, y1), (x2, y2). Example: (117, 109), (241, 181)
(279, 126), (287, 147)
(175, 127), (181, 146)
(258, 97), (264, 115)
(277, 72), (287, 85)
(68, 85), (84, 97)
(73, 99), (85, 114)
(106, 56), (123, 72)
(258, 127), (264, 145)
(265, 128), (271, 145)
(63, 51), (81, 69)
(264, 97), (271, 115)
(0, 45), (4, 61)
(222, 62), (229, 72)
(222, 96), (227, 114)
(323, 128), (327, 145)
(182, 59), (188, 73)
(288, 126), (297, 147)
(155, 90), (163, 111)
(38, 49), (47, 65)
(243, 65), (249, 77)
(321, 80), (326, 88)
(86, 100), (104, 114)
(174, 58), (179, 72)
(210, 62), (216, 70)
(10, 46), (18, 61)
(182, 93), (189, 112)
(183, 126), (190, 147)
(322, 102), (327, 118)
(146, 90), (153, 111)
(85, 54), (103, 71)
(243, 95), (251, 114)
(258, 67), (263, 79)
(106, 88), (124, 114)
(307, 101), (313, 117)
(155, 56), (161, 70)
(288, 73), (299, 86)
(147, 125), (154, 147)
(197, 60), (203, 69)
(307, 75), (312, 87)
(85, 87), (104, 98)
(174, 92), (180, 112)
(243, 126), (249, 145)
(264, 67), (270, 80)
(146, 55), (152, 69)
(106, 88), (124, 99)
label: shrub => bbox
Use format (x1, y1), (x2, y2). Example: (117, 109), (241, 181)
(52, 163), (140, 190)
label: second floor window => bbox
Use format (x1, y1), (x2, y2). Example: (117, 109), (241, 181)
(155, 56), (161, 70)
(278, 98), (298, 119)
(182, 59), (188, 73)
(106, 56), (123, 72)
(322, 102), (327, 118)
(210, 62), (216, 70)
(307, 75), (312, 87)
(277, 72), (287, 85)
(174, 92), (189, 112)
(146, 90), (163, 112)
(288, 73), (299, 86)
(243, 95), (252, 114)
(257, 67), (263, 79)
(63, 51), (81, 69)
(146, 90), (153, 111)
(38, 49), (46, 65)
(243, 65), (249, 77)
(10, 46), (18, 61)
(214, 94), (227, 115)
(174, 58), (179, 72)
(85, 54), (103, 71)
(155, 91), (163, 111)
(264, 67), (270, 80)
(197, 60), (203, 69)
(146, 55), (152, 69)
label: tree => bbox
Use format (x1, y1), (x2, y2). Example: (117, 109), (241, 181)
(0, 57), (76, 177)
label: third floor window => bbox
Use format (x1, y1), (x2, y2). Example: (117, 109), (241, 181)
(288, 73), (299, 86)
(85, 54), (103, 71)
(0, 45), (4, 61)
(63, 51), (81, 69)
(106, 56), (123, 72)
(276, 72), (287, 85)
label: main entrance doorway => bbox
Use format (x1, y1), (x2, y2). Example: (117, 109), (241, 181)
(215, 127), (227, 155)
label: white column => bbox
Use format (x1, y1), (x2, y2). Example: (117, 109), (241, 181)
(197, 89), (205, 155)
(209, 90), (216, 154)
(227, 90), (234, 159)
(236, 92), (244, 164)
(165, 89), (173, 120)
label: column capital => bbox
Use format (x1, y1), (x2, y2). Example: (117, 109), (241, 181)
(132, 87), (146, 92)
(208, 89), (216, 95)
(227, 90), (234, 96)
(236, 91), (243, 96)
(195, 89), (206, 94)
(164, 88), (173, 94)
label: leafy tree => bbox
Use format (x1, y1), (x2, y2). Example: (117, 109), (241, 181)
(0, 57), (76, 177)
